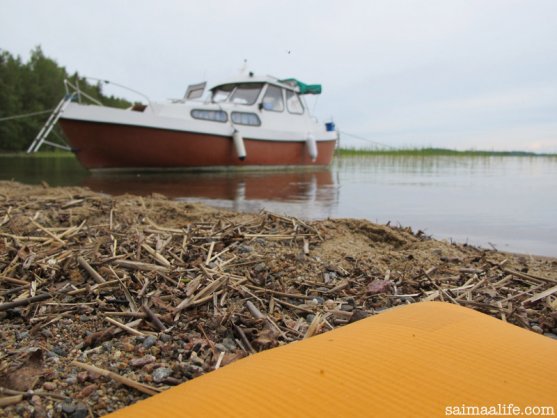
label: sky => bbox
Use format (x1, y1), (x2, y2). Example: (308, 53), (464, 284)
(1, 0), (556, 152)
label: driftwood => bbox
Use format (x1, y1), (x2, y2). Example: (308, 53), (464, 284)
(71, 361), (160, 396)
(0, 293), (52, 311)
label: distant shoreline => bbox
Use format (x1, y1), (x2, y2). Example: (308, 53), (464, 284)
(2, 148), (556, 158)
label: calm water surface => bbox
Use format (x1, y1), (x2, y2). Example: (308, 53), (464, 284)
(1, 154), (556, 257)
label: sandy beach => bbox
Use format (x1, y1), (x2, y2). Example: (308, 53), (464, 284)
(1, 181), (556, 417)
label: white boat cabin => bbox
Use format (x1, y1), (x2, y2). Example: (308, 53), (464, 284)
(149, 72), (330, 139)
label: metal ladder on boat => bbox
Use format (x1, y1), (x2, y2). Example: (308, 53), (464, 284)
(26, 93), (76, 153)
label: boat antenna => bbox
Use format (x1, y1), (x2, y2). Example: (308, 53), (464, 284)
(240, 59), (248, 74)
(311, 94), (320, 115)
(85, 77), (153, 107)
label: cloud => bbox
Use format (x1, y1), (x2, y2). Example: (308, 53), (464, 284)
(1, 0), (556, 151)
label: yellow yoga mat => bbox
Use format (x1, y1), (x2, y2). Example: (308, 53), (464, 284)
(107, 302), (557, 418)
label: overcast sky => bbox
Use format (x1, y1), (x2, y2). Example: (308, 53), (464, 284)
(1, 0), (556, 151)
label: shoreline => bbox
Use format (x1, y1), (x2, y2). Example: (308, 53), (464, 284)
(2, 147), (557, 158)
(1, 181), (556, 416)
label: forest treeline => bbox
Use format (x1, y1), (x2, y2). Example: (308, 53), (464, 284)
(0, 47), (130, 151)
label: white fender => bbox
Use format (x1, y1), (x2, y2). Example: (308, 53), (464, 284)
(232, 129), (246, 161)
(306, 134), (318, 162)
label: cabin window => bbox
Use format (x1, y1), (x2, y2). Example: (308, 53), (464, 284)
(286, 90), (304, 114)
(229, 83), (263, 105)
(191, 109), (228, 122)
(212, 84), (235, 103)
(231, 112), (261, 126)
(261, 85), (284, 112)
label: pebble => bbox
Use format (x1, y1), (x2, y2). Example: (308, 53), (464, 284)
(41, 329), (53, 338)
(52, 345), (67, 357)
(16, 331), (29, 340)
(160, 333), (172, 342)
(183, 364), (204, 378)
(143, 335), (157, 349)
(143, 363), (156, 373)
(121, 342), (135, 352)
(77, 371), (89, 383)
(152, 367), (172, 383)
(324, 299), (337, 310)
(72, 402), (89, 418)
(76, 383), (98, 399)
(329, 271), (338, 279)
(531, 325), (544, 334)
(348, 309), (370, 324)
(130, 355), (156, 367)
(43, 381), (57, 391)
(190, 351), (204, 367)
(306, 314), (316, 323)
(367, 279), (393, 295)
(238, 244), (253, 253)
(254, 263), (267, 273)
(46, 350), (59, 358)
(215, 343), (228, 353)
(61, 402), (76, 414)
(88, 371), (101, 381)
(543, 332), (557, 340)
(65, 375), (78, 385)
(30, 395), (44, 414)
(102, 341), (113, 352)
(47, 355), (60, 364)
(222, 337), (237, 351)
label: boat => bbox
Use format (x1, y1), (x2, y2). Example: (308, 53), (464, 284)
(35, 70), (338, 171)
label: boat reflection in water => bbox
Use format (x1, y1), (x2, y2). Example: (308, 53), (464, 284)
(82, 169), (339, 219)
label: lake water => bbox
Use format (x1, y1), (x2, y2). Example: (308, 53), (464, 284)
(1, 154), (556, 257)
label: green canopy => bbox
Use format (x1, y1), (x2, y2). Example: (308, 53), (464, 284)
(280, 78), (322, 95)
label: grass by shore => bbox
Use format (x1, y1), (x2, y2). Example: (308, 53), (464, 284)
(337, 147), (557, 157)
(0, 150), (76, 158)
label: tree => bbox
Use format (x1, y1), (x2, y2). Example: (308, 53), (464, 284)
(0, 50), (25, 150)
(0, 47), (131, 151)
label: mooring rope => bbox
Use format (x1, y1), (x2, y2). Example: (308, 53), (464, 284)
(338, 130), (396, 149)
(0, 109), (55, 122)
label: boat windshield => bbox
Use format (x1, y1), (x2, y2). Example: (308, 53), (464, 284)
(229, 83), (263, 105)
(212, 84), (235, 103)
(211, 83), (263, 105)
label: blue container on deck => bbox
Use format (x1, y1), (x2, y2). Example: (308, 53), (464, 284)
(325, 122), (336, 132)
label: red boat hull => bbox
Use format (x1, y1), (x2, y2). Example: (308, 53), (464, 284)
(59, 119), (336, 170)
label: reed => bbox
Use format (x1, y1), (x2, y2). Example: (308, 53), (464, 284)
(0, 151), (75, 158)
(337, 147), (557, 157)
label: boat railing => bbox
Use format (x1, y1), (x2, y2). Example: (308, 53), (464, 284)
(64, 79), (103, 106)
(64, 77), (153, 110)
(27, 77), (156, 153)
